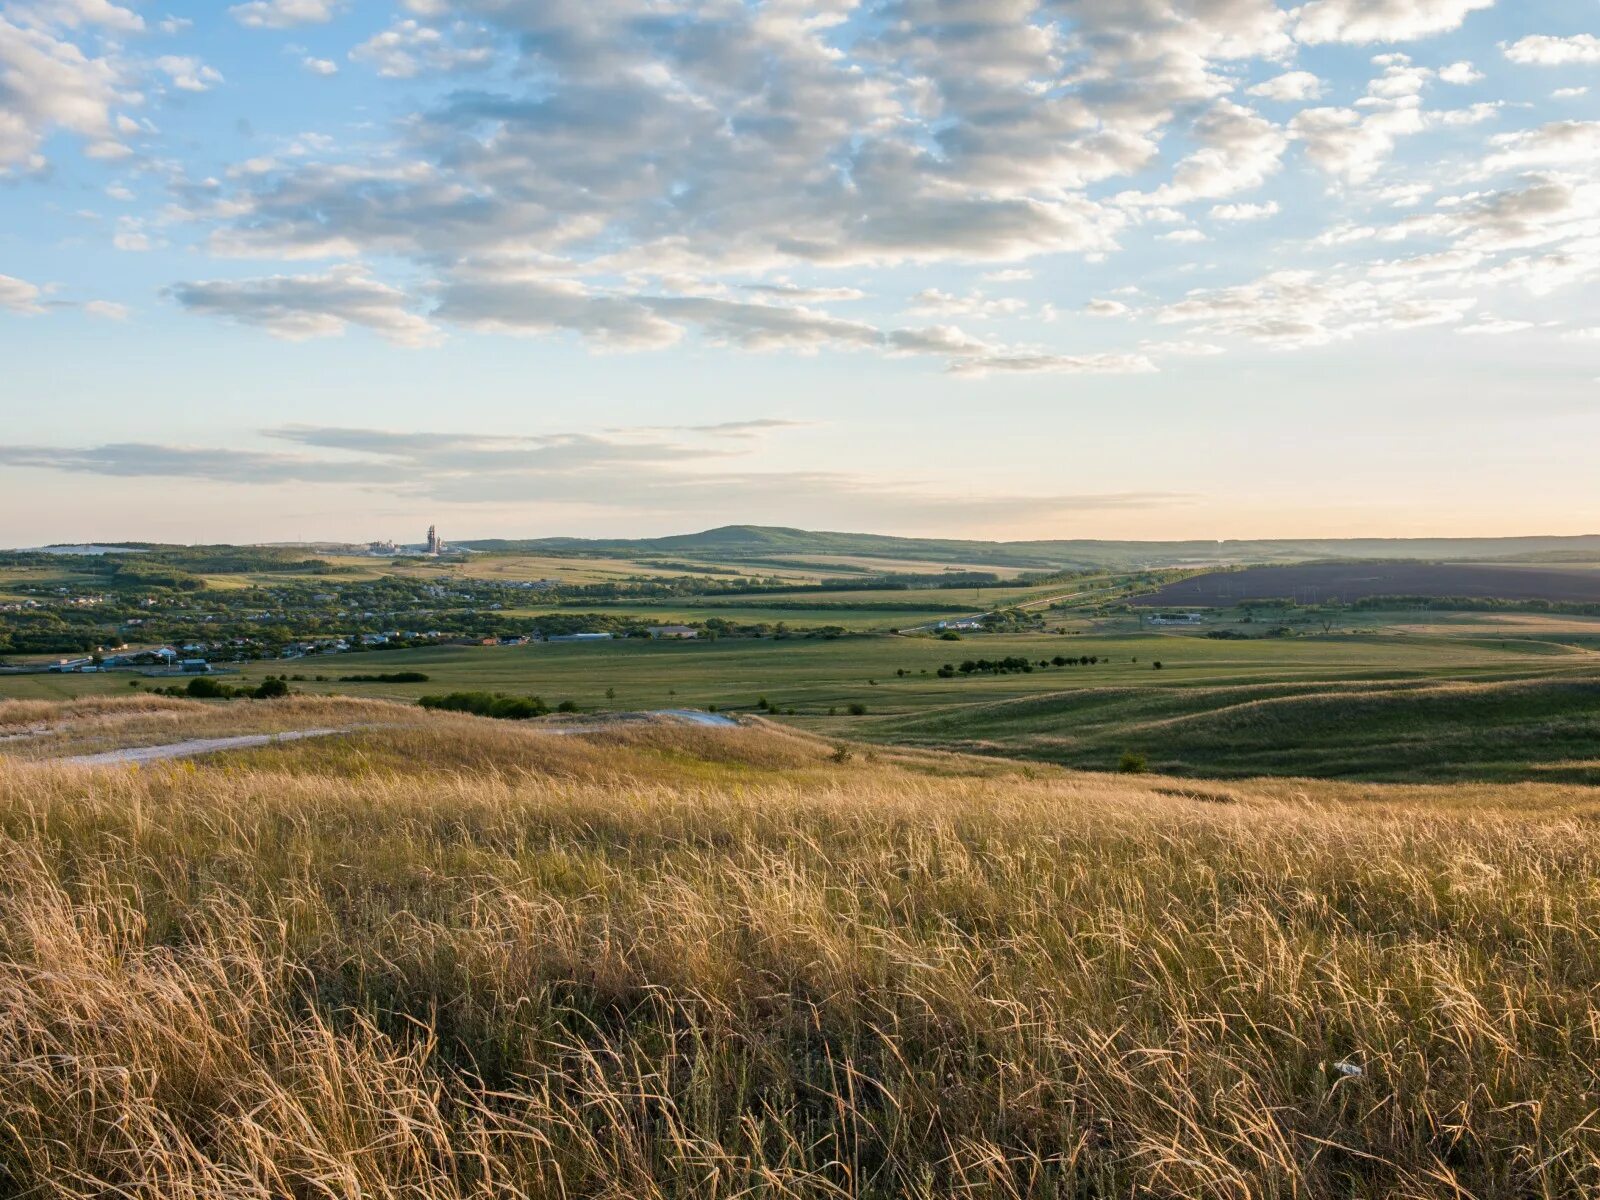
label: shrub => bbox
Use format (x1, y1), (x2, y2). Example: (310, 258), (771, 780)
(847, 703), (868, 716)
(252, 678), (290, 700)
(185, 676), (228, 699)
(418, 692), (550, 720)
(339, 672), (431, 683)
(1119, 751), (1148, 774)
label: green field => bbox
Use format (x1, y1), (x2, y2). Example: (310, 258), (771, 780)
(9, 596), (1600, 783)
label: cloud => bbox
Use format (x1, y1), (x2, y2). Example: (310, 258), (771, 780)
(1295, 0), (1495, 46)
(0, 11), (136, 167)
(947, 352), (1157, 377)
(1438, 60), (1482, 84)
(906, 289), (1027, 319)
(1482, 121), (1600, 172)
(1504, 35), (1600, 67)
(229, 0), (342, 29)
(1248, 71), (1325, 102)
(350, 19), (494, 79)
(1157, 268), (1478, 346)
(0, 424), (1191, 524)
(0, 273), (44, 314)
(1118, 100), (1287, 206)
(14, 0), (142, 31)
(165, 265), (442, 346)
(1210, 201), (1280, 221)
(155, 55), (223, 92)
(301, 56), (337, 76)
(1455, 317), (1531, 335)
(84, 299), (127, 320)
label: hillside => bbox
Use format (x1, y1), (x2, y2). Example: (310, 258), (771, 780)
(2, 697), (1599, 1197)
(875, 675), (1600, 782)
(459, 526), (1600, 570)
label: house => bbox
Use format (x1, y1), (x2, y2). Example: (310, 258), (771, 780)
(546, 632), (614, 643)
(649, 625), (699, 639)
(180, 659), (211, 674)
(1147, 612), (1204, 626)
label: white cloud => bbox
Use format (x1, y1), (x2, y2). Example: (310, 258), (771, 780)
(1482, 121), (1600, 173)
(1504, 34), (1600, 67)
(230, 0), (342, 30)
(1247, 71), (1324, 102)
(1119, 100), (1288, 206)
(166, 265), (443, 346)
(1295, 0), (1495, 46)
(14, 0), (143, 31)
(947, 352), (1157, 378)
(1084, 298), (1131, 316)
(84, 299), (128, 320)
(0, 12), (137, 167)
(1455, 317), (1531, 335)
(155, 55), (223, 92)
(0, 273), (44, 314)
(350, 19), (493, 79)
(907, 289), (1027, 319)
(1210, 201), (1280, 221)
(1438, 60), (1482, 84)
(1553, 87), (1589, 100)
(301, 56), (337, 76)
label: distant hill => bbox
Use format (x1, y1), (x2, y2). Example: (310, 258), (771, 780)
(457, 526), (1600, 571)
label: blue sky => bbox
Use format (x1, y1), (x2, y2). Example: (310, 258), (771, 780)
(2, 0), (1598, 546)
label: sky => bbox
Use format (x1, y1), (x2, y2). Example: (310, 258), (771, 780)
(1, 0), (1598, 547)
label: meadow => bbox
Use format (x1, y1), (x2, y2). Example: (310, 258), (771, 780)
(7, 612), (1599, 781)
(2, 696), (1599, 1196)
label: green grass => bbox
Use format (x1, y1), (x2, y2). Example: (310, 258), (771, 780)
(10, 610), (1600, 782)
(877, 675), (1600, 782)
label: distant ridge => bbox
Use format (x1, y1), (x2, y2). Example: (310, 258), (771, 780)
(456, 526), (1600, 571)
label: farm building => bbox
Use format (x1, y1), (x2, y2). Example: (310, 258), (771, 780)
(649, 626), (699, 639)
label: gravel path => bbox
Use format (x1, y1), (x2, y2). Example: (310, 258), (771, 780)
(40, 710), (740, 766)
(57, 728), (356, 766)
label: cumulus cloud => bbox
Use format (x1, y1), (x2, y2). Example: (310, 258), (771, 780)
(1157, 268), (1478, 346)
(1504, 34), (1600, 67)
(229, 0), (342, 29)
(1295, 0), (1495, 45)
(0, 11), (135, 166)
(350, 19), (494, 78)
(1211, 201), (1280, 220)
(1119, 100), (1288, 207)
(0, 273), (44, 314)
(1248, 71), (1325, 102)
(165, 266), (442, 346)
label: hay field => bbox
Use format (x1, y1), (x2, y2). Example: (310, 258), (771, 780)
(0, 697), (1598, 1196)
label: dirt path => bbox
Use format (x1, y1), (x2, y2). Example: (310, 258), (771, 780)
(39, 710), (741, 767)
(57, 728), (357, 767)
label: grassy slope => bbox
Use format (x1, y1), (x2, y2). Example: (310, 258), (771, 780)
(878, 674), (1600, 782)
(2, 698), (1600, 1196)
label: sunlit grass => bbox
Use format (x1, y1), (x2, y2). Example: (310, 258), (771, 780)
(1, 698), (1598, 1196)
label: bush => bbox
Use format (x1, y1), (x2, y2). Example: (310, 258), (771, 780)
(1119, 752), (1148, 774)
(846, 703), (868, 716)
(185, 676), (228, 699)
(339, 672), (431, 683)
(253, 677), (291, 700)
(418, 692), (550, 720)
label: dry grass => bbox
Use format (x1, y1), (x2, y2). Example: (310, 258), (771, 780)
(1, 699), (1599, 1197)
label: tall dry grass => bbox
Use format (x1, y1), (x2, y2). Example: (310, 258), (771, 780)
(0, 700), (1598, 1197)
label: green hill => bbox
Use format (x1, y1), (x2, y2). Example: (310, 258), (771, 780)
(459, 526), (1600, 571)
